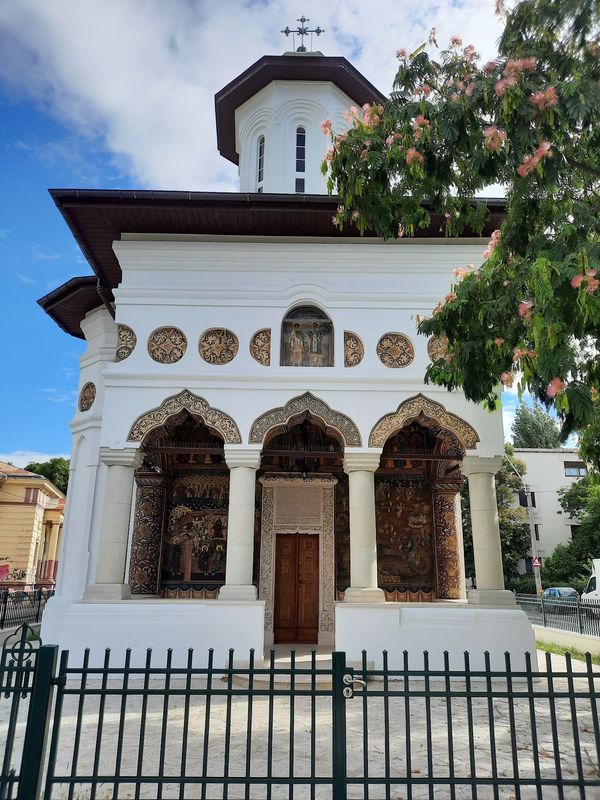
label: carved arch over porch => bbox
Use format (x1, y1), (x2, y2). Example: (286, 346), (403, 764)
(368, 394), (479, 450)
(249, 392), (362, 447)
(127, 389), (242, 444)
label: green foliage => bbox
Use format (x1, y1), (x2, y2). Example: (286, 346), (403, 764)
(543, 483), (600, 587)
(580, 392), (600, 470)
(558, 471), (598, 518)
(25, 457), (69, 495)
(326, 0), (600, 438)
(511, 403), (561, 448)
(462, 445), (531, 582)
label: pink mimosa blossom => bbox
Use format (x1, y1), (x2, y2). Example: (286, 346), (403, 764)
(397, 224), (405, 238)
(587, 268), (598, 277)
(396, 48), (407, 58)
(483, 125), (507, 152)
(483, 61), (497, 75)
(518, 300), (534, 320)
(406, 147), (424, 166)
(494, 337), (505, 345)
(571, 274), (585, 289)
(546, 377), (566, 398)
(320, 119), (332, 135)
(529, 86), (558, 112)
(428, 27), (437, 45)
(587, 276), (600, 293)
(463, 45), (478, 62)
(504, 57), (537, 76)
(352, 210), (360, 221)
(450, 36), (463, 47)
(386, 135), (395, 146)
(445, 292), (458, 303)
(482, 229), (501, 259)
(412, 115), (430, 132)
(503, 280), (509, 287)
(500, 371), (514, 387)
(324, 147), (334, 163)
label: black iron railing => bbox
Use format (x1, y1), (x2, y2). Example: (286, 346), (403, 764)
(516, 592), (600, 636)
(0, 589), (53, 630)
(1, 626), (599, 799)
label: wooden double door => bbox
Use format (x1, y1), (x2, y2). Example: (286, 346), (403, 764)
(274, 533), (319, 644)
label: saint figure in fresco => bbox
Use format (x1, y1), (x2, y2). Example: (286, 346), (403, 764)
(289, 324), (304, 366)
(308, 322), (324, 366)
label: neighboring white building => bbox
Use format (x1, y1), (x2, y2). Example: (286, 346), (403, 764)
(513, 448), (589, 569)
(38, 48), (534, 668)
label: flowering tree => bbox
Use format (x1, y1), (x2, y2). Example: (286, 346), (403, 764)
(323, 0), (600, 438)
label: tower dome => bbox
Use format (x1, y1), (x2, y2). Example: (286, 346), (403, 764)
(215, 52), (385, 194)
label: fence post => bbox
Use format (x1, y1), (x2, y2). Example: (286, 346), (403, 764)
(576, 597), (583, 634)
(0, 592), (7, 630)
(332, 651), (348, 800)
(35, 591), (43, 624)
(541, 597), (547, 627)
(17, 644), (58, 800)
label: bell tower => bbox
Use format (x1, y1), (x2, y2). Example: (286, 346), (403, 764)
(214, 23), (385, 195)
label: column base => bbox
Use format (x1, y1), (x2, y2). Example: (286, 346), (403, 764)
(467, 589), (516, 607)
(344, 587), (386, 604)
(218, 585), (258, 601)
(84, 583), (131, 602)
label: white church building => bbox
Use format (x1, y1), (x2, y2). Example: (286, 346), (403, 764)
(39, 47), (535, 667)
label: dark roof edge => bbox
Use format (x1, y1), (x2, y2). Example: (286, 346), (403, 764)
(37, 276), (99, 339)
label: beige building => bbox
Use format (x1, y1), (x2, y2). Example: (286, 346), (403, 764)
(0, 462), (64, 590)
(513, 448), (588, 569)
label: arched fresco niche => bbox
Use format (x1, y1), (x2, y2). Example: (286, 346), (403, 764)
(129, 410), (230, 599)
(374, 418), (465, 601)
(280, 306), (334, 367)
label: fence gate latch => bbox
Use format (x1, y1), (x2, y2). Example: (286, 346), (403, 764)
(342, 673), (366, 698)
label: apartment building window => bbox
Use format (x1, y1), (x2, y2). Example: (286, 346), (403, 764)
(518, 490), (536, 507)
(564, 461), (588, 477)
(534, 524), (540, 541)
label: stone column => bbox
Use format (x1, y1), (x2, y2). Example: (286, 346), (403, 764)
(219, 448), (261, 601)
(44, 522), (61, 582)
(343, 452), (385, 603)
(462, 455), (516, 606)
(84, 447), (142, 602)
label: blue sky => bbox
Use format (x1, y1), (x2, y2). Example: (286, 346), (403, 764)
(1, 0), (520, 466)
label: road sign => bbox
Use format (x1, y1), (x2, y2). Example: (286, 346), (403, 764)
(532, 556), (541, 568)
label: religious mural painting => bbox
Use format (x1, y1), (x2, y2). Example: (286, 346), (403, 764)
(280, 306), (334, 367)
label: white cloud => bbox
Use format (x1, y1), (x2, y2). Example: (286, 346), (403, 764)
(0, 451), (69, 468)
(0, 0), (504, 192)
(16, 272), (36, 285)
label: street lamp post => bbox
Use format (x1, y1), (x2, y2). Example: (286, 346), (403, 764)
(505, 455), (543, 595)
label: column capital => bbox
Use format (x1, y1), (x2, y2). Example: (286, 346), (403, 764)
(224, 446), (262, 470)
(343, 451), (382, 473)
(461, 455), (503, 477)
(99, 447), (143, 468)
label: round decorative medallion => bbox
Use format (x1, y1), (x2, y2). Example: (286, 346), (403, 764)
(147, 327), (187, 364)
(115, 325), (137, 362)
(376, 333), (415, 368)
(344, 331), (364, 367)
(250, 329), (271, 366)
(199, 328), (239, 365)
(78, 382), (96, 412)
(427, 335), (449, 363)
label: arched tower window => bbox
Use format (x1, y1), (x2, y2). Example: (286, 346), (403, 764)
(281, 305), (333, 367)
(256, 135), (265, 193)
(295, 126), (305, 193)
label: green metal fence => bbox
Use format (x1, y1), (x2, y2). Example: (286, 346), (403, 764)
(1, 624), (599, 799)
(516, 593), (600, 637)
(0, 590), (54, 630)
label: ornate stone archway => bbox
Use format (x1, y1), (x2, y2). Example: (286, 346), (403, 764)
(368, 394), (479, 450)
(248, 392), (361, 447)
(127, 390), (242, 444)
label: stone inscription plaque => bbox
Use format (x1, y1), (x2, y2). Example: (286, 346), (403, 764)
(274, 485), (323, 533)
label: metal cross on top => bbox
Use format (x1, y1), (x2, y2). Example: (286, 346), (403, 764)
(281, 15), (324, 53)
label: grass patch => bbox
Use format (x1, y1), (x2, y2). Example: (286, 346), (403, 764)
(536, 641), (600, 666)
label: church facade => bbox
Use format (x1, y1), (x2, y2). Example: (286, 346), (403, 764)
(39, 51), (535, 667)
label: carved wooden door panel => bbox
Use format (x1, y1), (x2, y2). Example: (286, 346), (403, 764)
(274, 533), (319, 643)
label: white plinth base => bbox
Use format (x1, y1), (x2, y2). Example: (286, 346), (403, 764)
(218, 585), (258, 601)
(41, 596), (265, 667)
(335, 602), (536, 670)
(467, 589), (516, 606)
(344, 587), (386, 603)
(84, 583), (131, 602)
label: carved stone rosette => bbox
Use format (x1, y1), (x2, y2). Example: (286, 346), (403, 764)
(433, 491), (462, 599)
(376, 333), (415, 368)
(129, 475), (166, 594)
(250, 329), (271, 366)
(198, 328), (238, 365)
(148, 327), (187, 364)
(344, 331), (364, 367)
(127, 390), (242, 443)
(427, 336), (449, 363)
(78, 382), (96, 412)
(249, 392), (361, 447)
(369, 393), (479, 450)
(115, 325), (137, 362)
